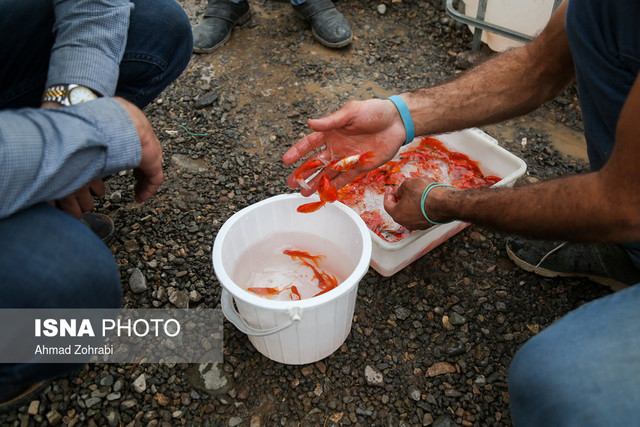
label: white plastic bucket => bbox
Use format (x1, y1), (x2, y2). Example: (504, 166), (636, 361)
(212, 194), (372, 365)
(463, 0), (556, 52)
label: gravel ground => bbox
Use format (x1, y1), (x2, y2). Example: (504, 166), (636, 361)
(2, 1), (612, 426)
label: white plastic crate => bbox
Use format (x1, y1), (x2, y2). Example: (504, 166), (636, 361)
(357, 128), (527, 277)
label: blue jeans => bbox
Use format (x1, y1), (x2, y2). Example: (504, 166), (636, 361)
(508, 2), (640, 423)
(509, 284), (640, 426)
(0, 0), (193, 110)
(0, 0), (192, 395)
(0, 204), (122, 392)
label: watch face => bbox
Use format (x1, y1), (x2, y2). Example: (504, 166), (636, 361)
(69, 86), (98, 104)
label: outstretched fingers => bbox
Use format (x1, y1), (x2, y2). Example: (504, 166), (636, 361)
(282, 132), (326, 165)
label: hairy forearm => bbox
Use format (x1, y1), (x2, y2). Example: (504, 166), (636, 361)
(431, 172), (640, 243)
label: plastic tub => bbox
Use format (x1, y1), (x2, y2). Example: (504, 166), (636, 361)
(462, 0), (556, 52)
(212, 194), (372, 365)
(365, 128), (527, 277)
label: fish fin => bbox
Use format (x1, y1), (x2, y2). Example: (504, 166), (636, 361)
(297, 201), (325, 213)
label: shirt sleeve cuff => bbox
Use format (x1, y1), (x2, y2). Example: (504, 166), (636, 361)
(46, 47), (120, 96)
(79, 97), (142, 174)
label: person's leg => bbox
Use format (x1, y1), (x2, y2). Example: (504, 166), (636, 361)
(0, 204), (122, 399)
(0, 0), (54, 108)
(0, 0), (192, 109)
(117, 0), (194, 108)
(192, 0), (251, 54)
(508, 284), (640, 426)
(291, 0), (352, 48)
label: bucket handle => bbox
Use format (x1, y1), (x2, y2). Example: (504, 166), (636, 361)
(221, 289), (302, 337)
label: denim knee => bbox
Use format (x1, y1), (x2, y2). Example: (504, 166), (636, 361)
(0, 204), (121, 309)
(507, 333), (572, 426)
(117, 0), (193, 108)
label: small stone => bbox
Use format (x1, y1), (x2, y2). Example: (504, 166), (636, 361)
(228, 416), (243, 427)
(195, 91), (219, 109)
(99, 374), (114, 387)
(300, 365), (314, 377)
(27, 400), (39, 415)
(154, 393), (169, 406)
(423, 413), (434, 426)
(106, 392), (121, 401)
(84, 397), (101, 409)
(46, 409), (63, 426)
(442, 316), (454, 331)
(329, 412), (344, 423)
(104, 407), (119, 427)
(408, 387), (421, 401)
(250, 415), (262, 427)
(129, 268), (147, 294)
(109, 191), (122, 203)
(120, 399), (137, 410)
(377, 4), (387, 14)
(189, 290), (202, 302)
(449, 312), (467, 326)
(172, 154), (209, 173)
(395, 306), (411, 320)
(132, 373), (146, 393)
(425, 362), (456, 377)
(169, 289), (189, 307)
(123, 239), (139, 253)
(364, 365), (384, 386)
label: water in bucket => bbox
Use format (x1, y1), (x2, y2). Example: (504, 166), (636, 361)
(232, 231), (352, 301)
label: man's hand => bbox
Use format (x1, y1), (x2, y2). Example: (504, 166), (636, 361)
(114, 97), (163, 203)
(55, 179), (105, 219)
(384, 177), (455, 230)
(283, 99), (407, 195)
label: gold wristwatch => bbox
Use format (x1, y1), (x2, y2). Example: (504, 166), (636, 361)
(42, 84), (98, 106)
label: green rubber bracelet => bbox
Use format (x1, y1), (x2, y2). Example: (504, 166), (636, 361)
(420, 183), (454, 225)
(388, 95), (415, 146)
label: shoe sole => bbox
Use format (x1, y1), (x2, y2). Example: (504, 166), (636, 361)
(193, 11), (252, 54)
(506, 245), (628, 292)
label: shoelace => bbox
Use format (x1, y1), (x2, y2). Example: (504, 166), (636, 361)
(535, 241), (568, 268)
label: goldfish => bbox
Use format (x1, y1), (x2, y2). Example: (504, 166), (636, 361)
(298, 259), (338, 295)
(283, 249), (325, 267)
(293, 159), (324, 190)
(247, 286), (288, 298)
(296, 173), (339, 213)
(327, 151), (375, 171)
(290, 286), (301, 301)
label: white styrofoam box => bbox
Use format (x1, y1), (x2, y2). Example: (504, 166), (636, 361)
(364, 128), (527, 277)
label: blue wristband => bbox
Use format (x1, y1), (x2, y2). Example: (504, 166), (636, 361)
(388, 95), (415, 146)
(420, 183), (454, 226)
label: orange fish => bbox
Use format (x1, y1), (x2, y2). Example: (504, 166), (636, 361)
(300, 259), (338, 294)
(293, 159), (324, 190)
(283, 249), (325, 266)
(290, 285), (301, 301)
(297, 173), (339, 213)
(247, 286), (287, 298)
(327, 151), (375, 171)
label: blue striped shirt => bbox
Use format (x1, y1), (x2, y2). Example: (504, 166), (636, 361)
(0, 0), (142, 219)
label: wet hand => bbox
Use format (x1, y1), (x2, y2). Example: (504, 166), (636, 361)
(383, 177), (436, 230)
(283, 99), (407, 195)
(114, 97), (163, 203)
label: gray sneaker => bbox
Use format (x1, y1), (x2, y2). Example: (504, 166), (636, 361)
(506, 237), (640, 291)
